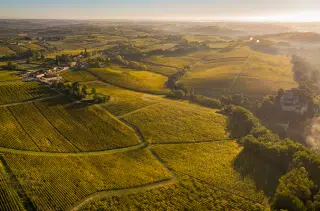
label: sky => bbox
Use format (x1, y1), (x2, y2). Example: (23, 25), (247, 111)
(1, 0), (320, 22)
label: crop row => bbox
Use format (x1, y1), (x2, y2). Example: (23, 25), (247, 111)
(34, 97), (140, 151)
(0, 82), (56, 105)
(152, 141), (268, 203)
(1, 149), (171, 211)
(0, 166), (25, 211)
(81, 174), (267, 211)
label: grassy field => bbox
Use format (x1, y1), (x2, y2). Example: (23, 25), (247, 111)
(145, 64), (177, 76)
(34, 97), (140, 151)
(180, 47), (297, 98)
(61, 69), (97, 82)
(180, 63), (243, 97)
(81, 174), (266, 211)
(231, 51), (297, 96)
(84, 82), (157, 116)
(0, 166), (25, 211)
(144, 55), (201, 69)
(0, 71), (21, 82)
(1, 149), (171, 211)
(87, 65), (169, 94)
(152, 141), (268, 204)
(124, 103), (228, 143)
(0, 82), (57, 105)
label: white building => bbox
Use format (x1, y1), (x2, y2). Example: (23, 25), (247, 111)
(280, 91), (308, 115)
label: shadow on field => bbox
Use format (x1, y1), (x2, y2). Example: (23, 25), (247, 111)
(232, 149), (285, 197)
(41, 96), (94, 109)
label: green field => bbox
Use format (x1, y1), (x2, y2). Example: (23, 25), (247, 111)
(84, 82), (158, 116)
(61, 69), (97, 82)
(87, 65), (169, 94)
(0, 71), (21, 82)
(145, 64), (177, 76)
(144, 55), (201, 69)
(1, 149), (171, 211)
(82, 174), (266, 211)
(124, 103), (228, 143)
(152, 141), (268, 203)
(0, 107), (40, 151)
(180, 47), (297, 98)
(232, 51), (297, 96)
(0, 82), (57, 105)
(9, 103), (78, 152)
(34, 97), (140, 151)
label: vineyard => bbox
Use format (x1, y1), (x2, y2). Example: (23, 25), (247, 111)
(152, 141), (268, 203)
(87, 65), (169, 94)
(0, 82), (57, 105)
(231, 51), (297, 96)
(85, 82), (157, 116)
(81, 174), (267, 211)
(124, 103), (228, 143)
(0, 162), (25, 211)
(0, 70), (21, 82)
(0, 107), (42, 151)
(179, 47), (297, 98)
(9, 103), (78, 152)
(1, 149), (171, 211)
(61, 69), (97, 82)
(34, 97), (140, 151)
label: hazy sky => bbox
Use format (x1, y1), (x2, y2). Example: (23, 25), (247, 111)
(1, 0), (320, 21)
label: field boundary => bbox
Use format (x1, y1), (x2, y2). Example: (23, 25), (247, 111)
(229, 52), (252, 91)
(32, 102), (82, 152)
(6, 107), (42, 152)
(0, 94), (62, 108)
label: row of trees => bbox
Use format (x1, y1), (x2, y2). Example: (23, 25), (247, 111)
(114, 55), (146, 70)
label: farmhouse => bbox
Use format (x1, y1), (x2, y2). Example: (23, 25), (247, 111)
(280, 90), (308, 115)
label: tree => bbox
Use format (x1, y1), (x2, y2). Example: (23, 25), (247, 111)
(173, 90), (185, 99)
(81, 85), (88, 97)
(93, 94), (109, 104)
(7, 61), (17, 70)
(272, 167), (314, 211)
